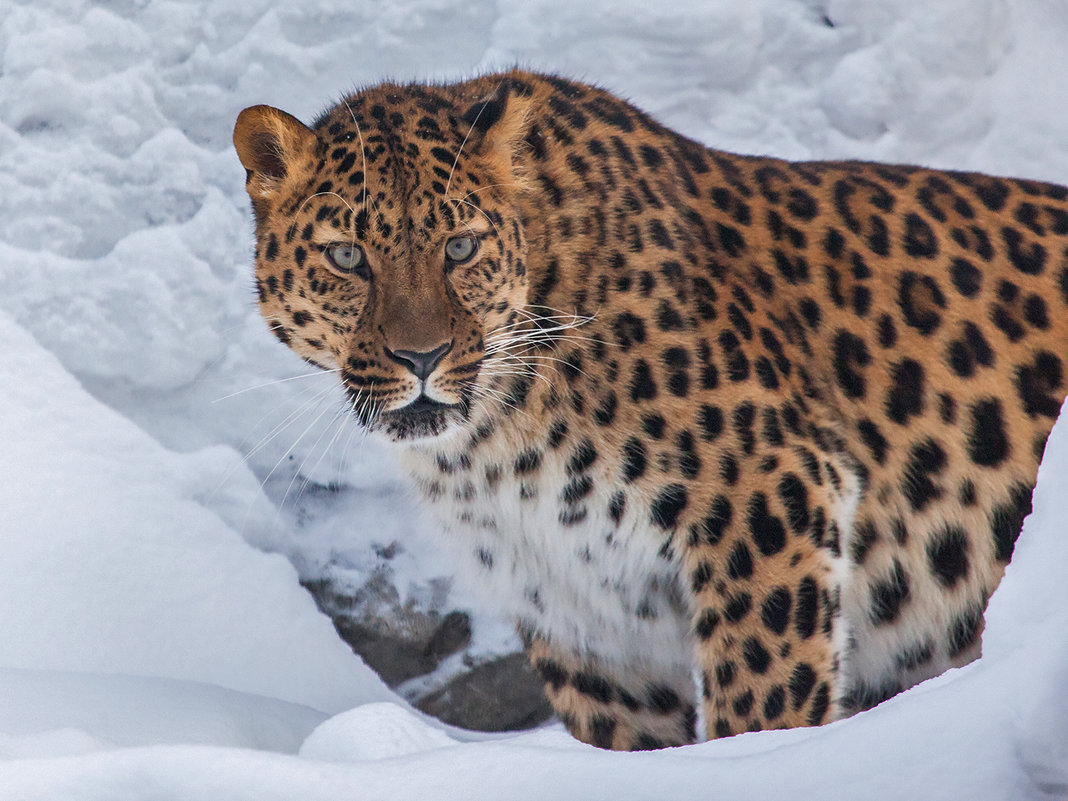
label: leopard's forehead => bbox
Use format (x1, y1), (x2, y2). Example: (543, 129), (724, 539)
(300, 83), (508, 243)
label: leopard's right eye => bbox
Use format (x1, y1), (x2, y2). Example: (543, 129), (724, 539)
(325, 242), (368, 276)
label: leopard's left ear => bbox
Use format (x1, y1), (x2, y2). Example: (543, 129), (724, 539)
(233, 105), (319, 202)
(459, 80), (534, 175)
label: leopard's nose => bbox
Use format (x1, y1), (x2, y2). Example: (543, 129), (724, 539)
(384, 341), (453, 381)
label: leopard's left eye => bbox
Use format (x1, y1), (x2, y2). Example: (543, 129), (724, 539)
(445, 235), (478, 264)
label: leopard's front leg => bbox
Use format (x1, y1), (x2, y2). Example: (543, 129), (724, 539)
(526, 636), (698, 750)
(683, 443), (856, 738)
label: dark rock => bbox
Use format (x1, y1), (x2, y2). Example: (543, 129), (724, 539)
(414, 652), (553, 732)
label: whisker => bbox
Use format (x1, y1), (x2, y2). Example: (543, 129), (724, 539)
(212, 368), (340, 403)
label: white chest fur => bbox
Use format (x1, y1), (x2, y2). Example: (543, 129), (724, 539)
(400, 436), (695, 684)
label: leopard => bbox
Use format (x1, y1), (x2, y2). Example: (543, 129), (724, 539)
(233, 69), (1068, 750)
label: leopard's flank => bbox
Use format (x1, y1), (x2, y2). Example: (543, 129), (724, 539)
(234, 71), (1066, 749)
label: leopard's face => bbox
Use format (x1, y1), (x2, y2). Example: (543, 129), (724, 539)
(236, 88), (531, 442)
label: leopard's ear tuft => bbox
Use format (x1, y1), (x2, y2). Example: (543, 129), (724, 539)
(233, 105), (318, 200)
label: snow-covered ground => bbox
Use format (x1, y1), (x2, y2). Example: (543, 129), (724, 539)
(1, 0), (1067, 797)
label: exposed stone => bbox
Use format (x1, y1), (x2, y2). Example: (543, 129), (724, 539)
(301, 574), (551, 731)
(414, 652), (553, 732)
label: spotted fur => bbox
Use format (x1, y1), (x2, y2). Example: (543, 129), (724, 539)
(234, 70), (1067, 749)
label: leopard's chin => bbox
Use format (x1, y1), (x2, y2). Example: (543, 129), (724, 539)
(376, 397), (465, 442)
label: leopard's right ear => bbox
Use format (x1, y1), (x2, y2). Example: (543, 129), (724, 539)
(233, 105), (318, 200)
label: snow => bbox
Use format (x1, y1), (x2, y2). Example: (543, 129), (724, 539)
(1, 0), (1067, 798)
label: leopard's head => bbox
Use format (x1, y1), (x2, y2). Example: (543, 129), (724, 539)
(234, 81), (535, 442)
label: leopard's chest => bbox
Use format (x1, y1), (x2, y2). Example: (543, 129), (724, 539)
(401, 437), (694, 677)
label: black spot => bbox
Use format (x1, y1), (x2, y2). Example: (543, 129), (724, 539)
(842, 681), (902, 713)
(857, 419), (888, 463)
(760, 587), (792, 635)
(948, 322), (995, 378)
(748, 493), (786, 556)
(676, 430), (701, 479)
(726, 541), (754, 580)
(742, 637), (771, 674)
(833, 330), (870, 399)
(869, 559), (910, 625)
(534, 658), (568, 690)
(613, 312), (647, 350)
(903, 213), (937, 257)
(959, 480), (977, 507)
(761, 408), (783, 447)
(898, 272), (947, 334)
(622, 437), (648, 482)
(594, 392), (618, 426)
(716, 661), (736, 689)
(632, 733), (666, 751)
(1016, 351), (1063, 418)
(970, 177), (1010, 211)
(992, 305), (1025, 342)
(732, 689), (754, 717)
(719, 452), (739, 485)
(947, 604), (984, 658)
(547, 419), (568, 448)
(852, 285), (872, 317)
(885, 359), (925, 425)
(629, 359), (658, 401)
(561, 474), (593, 505)
(646, 684), (681, 715)
(642, 413), (666, 439)
(950, 258), (982, 297)
(823, 227), (845, 259)
(732, 402), (756, 455)
(877, 314), (897, 348)
(939, 393), (957, 424)
(990, 483), (1033, 561)
(850, 519), (878, 566)
(795, 577), (818, 639)
(608, 491), (626, 523)
(763, 686), (786, 721)
(667, 369), (690, 398)
(1024, 294), (1049, 329)
(567, 439), (598, 475)
(901, 438), (946, 511)
(691, 496), (732, 546)
(573, 671), (613, 704)
(717, 223), (746, 256)
(698, 405), (724, 441)
(789, 663), (817, 710)
(724, 592), (751, 623)
(650, 484), (688, 529)
(639, 144), (663, 169)
(807, 683), (830, 725)
(590, 716), (616, 749)
(691, 562), (713, 594)
(967, 399), (1010, 467)
(695, 608), (720, 639)
(1002, 226), (1047, 275)
(656, 299), (684, 332)
(777, 474), (810, 534)
(895, 640), (934, 673)
(926, 525), (970, 587)
(514, 449), (541, 475)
